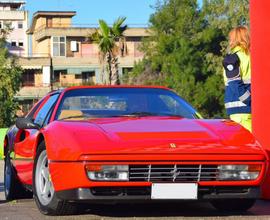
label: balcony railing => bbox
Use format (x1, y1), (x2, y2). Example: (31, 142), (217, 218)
(12, 52), (50, 58)
(34, 23), (149, 33)
(22, 81), (35, 87)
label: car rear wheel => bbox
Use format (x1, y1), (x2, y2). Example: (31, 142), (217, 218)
(4, 154), (32, 200)
(210, 199), (256, 212)
(33, 142), (77, 215)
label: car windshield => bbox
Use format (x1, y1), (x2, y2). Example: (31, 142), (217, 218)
(56, 88), (200, 120)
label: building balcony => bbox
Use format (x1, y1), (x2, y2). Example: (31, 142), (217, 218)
(0, 10), (25, 20)
(15, 86), (51, 100)
(18, 56), (51, 69)
(34, 27), (96, 42)
(52, 56), (99, 67)
(32, 25), (150, 42)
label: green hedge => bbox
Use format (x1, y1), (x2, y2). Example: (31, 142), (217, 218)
(0, 128), (8, 159)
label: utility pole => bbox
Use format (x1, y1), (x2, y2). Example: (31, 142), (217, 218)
(50, 55), (54, 91)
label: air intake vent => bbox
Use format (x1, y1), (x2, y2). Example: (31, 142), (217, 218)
(129, 165), (218, 182)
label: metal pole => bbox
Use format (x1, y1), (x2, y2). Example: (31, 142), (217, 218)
(50, 55), (53, 91)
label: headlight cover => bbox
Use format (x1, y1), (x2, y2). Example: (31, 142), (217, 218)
(218, 165), (261, 181)
(86, 165), (129, 181)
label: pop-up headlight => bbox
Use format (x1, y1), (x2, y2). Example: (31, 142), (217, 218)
(218, 165), (261, 181)
(86, 165), (129, 181)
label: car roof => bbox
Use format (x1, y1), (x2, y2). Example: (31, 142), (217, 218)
(61, 85), (171, 92)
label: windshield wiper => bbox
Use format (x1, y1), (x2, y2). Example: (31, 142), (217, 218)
(159, 113), (183, 117)
(121, 112), (159, 117)
(110, 112), (184, 118)
(58, 115), (88, 121)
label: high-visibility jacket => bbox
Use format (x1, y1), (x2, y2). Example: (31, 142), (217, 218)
(223, 46), (251, 115)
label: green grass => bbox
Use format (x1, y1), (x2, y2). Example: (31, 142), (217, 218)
(0, 128), (8, 159)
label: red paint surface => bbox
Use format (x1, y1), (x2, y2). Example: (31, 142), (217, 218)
(44, 118), (264, 161)
(250, 0), (270, 199)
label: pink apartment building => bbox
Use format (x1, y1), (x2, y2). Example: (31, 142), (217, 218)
(0, 0), (29, 56)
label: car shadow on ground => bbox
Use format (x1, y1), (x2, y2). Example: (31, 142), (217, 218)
(76, 201), (270, 218)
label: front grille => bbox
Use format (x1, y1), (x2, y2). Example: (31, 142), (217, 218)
(129, 165), (218, 182)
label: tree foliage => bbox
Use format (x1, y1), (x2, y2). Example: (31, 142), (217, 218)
(126, 0), (249, 118)
(0, 26), (22, 127)
(90, 17), (127, 85)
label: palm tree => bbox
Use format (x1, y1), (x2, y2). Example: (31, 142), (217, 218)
(90, 17), (127, 85)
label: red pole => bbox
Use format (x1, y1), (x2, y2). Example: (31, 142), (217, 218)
(250, 0), (270, 199)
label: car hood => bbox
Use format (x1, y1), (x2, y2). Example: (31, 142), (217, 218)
(45, 117), (265, 160)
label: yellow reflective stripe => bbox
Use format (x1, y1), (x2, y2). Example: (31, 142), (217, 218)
(239, 90), (251, 102)
(243, 79), (251, 84)
(225, 101), (247, 109)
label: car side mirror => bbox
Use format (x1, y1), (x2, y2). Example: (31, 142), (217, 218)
(16, 117), (40, 130)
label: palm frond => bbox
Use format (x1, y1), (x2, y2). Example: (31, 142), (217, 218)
(112, 17), (128, 37)
(99, 19), (110, 38)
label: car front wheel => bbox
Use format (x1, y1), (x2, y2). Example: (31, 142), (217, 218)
(210, 199), (256, 212)
(33, 142), (77, 215)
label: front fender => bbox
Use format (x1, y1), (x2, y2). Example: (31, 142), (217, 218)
(42, 121), (109, 161)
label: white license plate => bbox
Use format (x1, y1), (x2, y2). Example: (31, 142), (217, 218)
(151, 183), (198, 200)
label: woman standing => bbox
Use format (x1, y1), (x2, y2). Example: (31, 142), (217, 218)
(223, 26), (252, 132)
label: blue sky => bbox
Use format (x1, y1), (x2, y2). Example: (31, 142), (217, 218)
(25, 0), (157, 26)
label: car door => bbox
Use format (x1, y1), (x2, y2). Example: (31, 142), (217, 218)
(13, 93), (59, 186)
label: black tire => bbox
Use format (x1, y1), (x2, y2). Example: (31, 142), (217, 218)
(4, 155), (32, 200)
(33, 142), (77, 216)
(211, 199), (256, 212)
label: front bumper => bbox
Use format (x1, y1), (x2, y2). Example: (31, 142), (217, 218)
(49, 161), (266, 192)
(55, 186), (260, 202)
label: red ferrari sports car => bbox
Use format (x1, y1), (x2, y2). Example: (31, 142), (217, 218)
(3, 86), (268, 215)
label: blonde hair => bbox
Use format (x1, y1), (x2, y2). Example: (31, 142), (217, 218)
(229, 26), (250, 54)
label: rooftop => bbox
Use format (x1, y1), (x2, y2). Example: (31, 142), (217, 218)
(33, 11), (77, 18)
(27, 10), (150, 37)
(0, 0), (25, 4)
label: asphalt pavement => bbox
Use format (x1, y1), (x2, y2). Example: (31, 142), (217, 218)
(0, 160), (270, 220)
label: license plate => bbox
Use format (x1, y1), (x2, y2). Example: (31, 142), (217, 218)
(151, 183), (198, 200)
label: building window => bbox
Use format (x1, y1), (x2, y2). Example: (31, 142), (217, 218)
(52, 36), (66, 57)
(11, 41), (17, 47)
(82, 71), (95, 84)
(18, 21), (23, 29)
(22, 70), (35, 86)
(53, 70), (67, 83)
(18, 41), (24, 47)
(53, 70), (61, 83)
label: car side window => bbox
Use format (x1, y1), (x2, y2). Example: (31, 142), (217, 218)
(34, 94), (59, 127)
(26, 98), (44, 121)
(43, 106), (55, 127)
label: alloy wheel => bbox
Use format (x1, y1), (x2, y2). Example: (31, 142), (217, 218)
(35, 151), (54, 206)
